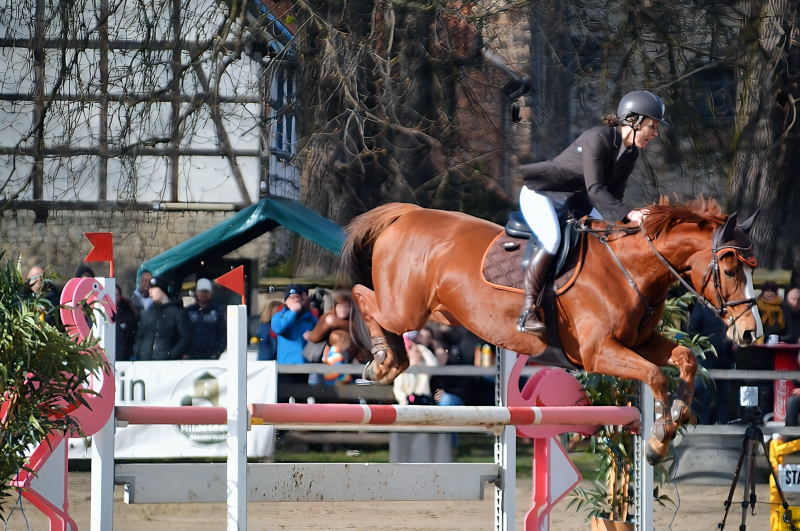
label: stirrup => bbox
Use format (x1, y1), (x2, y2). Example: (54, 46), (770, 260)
(517, 309), (546, 334)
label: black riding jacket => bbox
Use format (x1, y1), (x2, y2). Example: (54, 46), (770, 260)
(520, 126), (638, 222)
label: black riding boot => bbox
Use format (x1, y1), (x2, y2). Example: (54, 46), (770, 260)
(517, 248), (555, 334)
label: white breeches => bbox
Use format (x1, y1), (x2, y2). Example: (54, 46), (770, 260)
(519, 187), (601, 254)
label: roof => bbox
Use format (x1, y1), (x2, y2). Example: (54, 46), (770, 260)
(138, 196), (345, 281)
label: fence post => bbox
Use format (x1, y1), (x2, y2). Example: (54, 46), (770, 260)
(227, 304), (248, 531)
(495, 348), (516, 531)
(91, 277), (115, 531)
(634, 381), (654, 531)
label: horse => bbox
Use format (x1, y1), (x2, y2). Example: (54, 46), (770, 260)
(340, 197), (761, 464)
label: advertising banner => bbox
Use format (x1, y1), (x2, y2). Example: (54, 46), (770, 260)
(68, 360), (277, 459)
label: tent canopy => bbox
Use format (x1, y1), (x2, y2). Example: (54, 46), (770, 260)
(138, 196), (345, 282)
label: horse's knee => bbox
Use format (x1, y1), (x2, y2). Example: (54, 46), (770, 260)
(672, 346), (698, 376)
(646, 366), (669, 394)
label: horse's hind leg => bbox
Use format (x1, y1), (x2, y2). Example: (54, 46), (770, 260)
(352, 285), (409, 384)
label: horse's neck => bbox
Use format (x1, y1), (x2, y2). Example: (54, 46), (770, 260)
(610, 227), (708, 298)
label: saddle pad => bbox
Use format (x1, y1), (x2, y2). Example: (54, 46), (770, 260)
(481, 231), (584, 294)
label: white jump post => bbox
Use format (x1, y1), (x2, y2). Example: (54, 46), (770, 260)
(227, 304), (248, 531)
(635, 382), (654, 531)
(495, 348), (515, 531)
(92, 278), (115, 531)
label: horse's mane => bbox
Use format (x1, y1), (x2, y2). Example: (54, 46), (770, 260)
(642, 195), (727, 239)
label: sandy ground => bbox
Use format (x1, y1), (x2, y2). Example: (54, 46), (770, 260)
(1, 473), (775, 530)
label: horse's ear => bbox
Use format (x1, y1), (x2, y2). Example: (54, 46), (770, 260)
(720, 212), (738, 243)
(737, 209), (760, 234)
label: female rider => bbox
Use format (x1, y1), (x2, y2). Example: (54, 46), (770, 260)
(517, 90), (667, 334)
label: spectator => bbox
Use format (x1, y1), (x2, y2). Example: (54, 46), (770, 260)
(688, 302), (734, 424)
(271, 285), (317, 365)
(74, 264), (95, 278)
(781, 288), (800, 343)
(131, 270), (154, 315)
(132, 277), (192, 360)
(257, 300), (283, 361)
(26, 264), (61, 327)
(115, 284), (139, 361)
(757, 281), (787, 340)
(393, 335), (437, 405)
(416, 327), (449, 366)
(185, 278), (227, 359)
(305, 292), (366, 384)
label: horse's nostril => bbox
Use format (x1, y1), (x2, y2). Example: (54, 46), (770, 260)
(742, 330), (754, 345)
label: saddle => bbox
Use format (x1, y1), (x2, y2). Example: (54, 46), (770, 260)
(480, 194), (588, 371)
(482, 212), (584, 294)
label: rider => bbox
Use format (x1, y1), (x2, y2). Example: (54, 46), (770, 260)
(517, 90), (667, 334)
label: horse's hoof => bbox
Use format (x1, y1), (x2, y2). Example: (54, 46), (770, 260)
(362, 360), (377, 382)
(373, 349), (386, 364)
(646, 442), (666, 466)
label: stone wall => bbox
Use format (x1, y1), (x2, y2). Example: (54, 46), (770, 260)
(0, 209), (284, 297)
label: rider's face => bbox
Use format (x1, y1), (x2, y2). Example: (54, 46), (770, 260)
(634, 118), (659, 149)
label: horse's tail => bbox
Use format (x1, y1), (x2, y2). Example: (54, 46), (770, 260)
(339, 203), (421, 290)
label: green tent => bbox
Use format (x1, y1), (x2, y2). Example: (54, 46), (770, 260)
(138, 196), (345, 282)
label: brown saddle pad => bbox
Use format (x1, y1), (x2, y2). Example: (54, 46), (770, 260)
(481, 231), (584, 294)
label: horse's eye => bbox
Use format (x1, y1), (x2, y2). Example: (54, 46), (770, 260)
(724, 270), (735, 278)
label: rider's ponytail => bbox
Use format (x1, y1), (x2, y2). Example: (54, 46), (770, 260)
(602, 113), (640, 127)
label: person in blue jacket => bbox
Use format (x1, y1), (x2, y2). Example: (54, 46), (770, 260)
(271, 285), (318, 367)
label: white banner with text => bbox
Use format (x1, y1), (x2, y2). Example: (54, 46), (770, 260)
(68, 360), (277, 459)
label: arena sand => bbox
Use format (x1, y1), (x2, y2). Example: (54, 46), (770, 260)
(1, 473), (774, 530)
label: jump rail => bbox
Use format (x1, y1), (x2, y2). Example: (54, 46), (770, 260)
(115, 404), (640, 428)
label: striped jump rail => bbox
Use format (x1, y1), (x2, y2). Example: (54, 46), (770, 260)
(116, 404), (640, 428)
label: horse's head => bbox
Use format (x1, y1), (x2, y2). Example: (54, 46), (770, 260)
(687, 210), (762, 346)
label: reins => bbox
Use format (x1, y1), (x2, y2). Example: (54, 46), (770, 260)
(575, 217), (756, 333)
(576, 220), (662, 332)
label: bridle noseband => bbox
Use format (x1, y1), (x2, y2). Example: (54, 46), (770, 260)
(577, 219), (757, 331)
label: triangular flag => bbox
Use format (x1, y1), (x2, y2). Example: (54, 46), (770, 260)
(84, 232), (114, 277)
(216, 266), (245, 305)
(84, 233), (113, 262)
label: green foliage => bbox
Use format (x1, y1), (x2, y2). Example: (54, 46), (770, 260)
(0, 255), (105, 517)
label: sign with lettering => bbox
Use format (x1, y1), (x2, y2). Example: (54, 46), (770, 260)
(68, 360), (277, 459)
(778, 464), (800, 492)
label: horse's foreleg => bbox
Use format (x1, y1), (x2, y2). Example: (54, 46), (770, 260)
(634, 333), (698, 426)
(352, 285), (409, 384)
(583, 337), (674, 465)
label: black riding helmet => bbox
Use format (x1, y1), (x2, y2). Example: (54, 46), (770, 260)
(617, 91), (668, 126)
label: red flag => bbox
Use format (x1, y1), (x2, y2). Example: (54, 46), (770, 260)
(84, 232), (114, 277)
(216, 266), (245, 305)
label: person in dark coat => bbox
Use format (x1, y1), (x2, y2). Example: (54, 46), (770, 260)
(781, 287), (800, 343)
(115, 284), (139, 361)
(516, 90), (667, 334)
(688, 302), (734, 424)
(26, 265), (62, 328)
(132, 277), (192, 360)
(185, 278), (227, 359)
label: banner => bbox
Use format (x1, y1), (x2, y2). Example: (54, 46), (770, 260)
(68, 360), (277, 459)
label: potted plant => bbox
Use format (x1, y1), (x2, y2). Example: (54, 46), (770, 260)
(568, 294), (713, 529)
(0, 256), (105, 514)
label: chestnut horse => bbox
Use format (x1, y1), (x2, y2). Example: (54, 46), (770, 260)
(341, 197), (762, 464)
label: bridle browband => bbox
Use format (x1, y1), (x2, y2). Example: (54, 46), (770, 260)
(576, 218), (757, 331)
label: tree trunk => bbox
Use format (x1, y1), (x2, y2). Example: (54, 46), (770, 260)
(728, 0), (798, 269)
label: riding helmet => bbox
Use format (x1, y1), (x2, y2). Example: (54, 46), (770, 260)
(617, 91), (668, 125)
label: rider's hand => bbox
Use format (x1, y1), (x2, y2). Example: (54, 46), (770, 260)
(626, 209), (648, 226)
